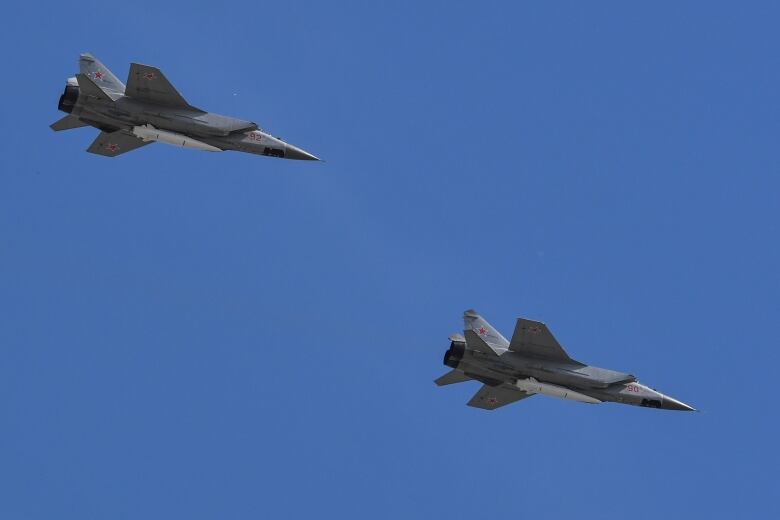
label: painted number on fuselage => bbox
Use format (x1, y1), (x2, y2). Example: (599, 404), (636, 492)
(626, 384), (640, 393)
(247, 132), (263, 142)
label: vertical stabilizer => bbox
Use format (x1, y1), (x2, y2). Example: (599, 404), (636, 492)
(79, 53), (125, 99)
(75, 73), (114, 103)
(463, 309), (509, 356)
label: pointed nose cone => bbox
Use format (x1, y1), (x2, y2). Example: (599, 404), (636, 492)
(661, 395), (697, 412)
(284, 143), (320, 161)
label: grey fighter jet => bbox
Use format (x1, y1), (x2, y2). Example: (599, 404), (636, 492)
(51, 53), (319, 160)
(436, 310), (695, 411)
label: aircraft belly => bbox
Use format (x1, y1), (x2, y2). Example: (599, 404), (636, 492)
(456, 361), (512, 386)
(132, 125), (222, 152)
(514, 378), (601, 404)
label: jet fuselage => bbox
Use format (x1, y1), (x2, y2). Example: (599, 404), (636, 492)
(438, 311), (695, 412)
(57, 78), (316, 160)
(53, 54), (319, 160)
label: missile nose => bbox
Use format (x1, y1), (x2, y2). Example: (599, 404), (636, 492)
(661, 395), (696, 412)
(284, 143), (320, 161)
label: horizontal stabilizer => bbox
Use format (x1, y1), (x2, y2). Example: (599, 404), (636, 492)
(125, 63), (191, 108)
(50, 115), (87, 132)
(509, 318), (572, 361)
(467, 384), (534, 410)
(87, 130), (151, 157)
(434, 370), (472, 386)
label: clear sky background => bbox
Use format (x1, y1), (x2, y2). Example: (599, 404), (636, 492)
(2, 1), (779, 518)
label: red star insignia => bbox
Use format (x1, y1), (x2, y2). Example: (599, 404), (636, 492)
(143, 72), (156, 80)
(487, 397), (497, 404)
(93, 70), (104, 80)
(477, 326), (487, 335)
(529, 326), (541, 335)
(105, 143), (119, 153)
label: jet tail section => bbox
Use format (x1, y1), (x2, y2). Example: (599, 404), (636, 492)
(463, 309), (509, 356)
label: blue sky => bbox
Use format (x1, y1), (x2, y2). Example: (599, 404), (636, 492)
(2, 1), (779, 518)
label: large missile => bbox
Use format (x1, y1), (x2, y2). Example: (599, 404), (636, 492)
(515, 377), (601, 404)
(132, 124), (222, 152)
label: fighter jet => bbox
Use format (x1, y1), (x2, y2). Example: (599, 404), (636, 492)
(436, 309), (695, 411)
(51, 53), (319, 160)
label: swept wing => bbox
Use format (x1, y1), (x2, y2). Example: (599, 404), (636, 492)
(467, 384), (534, 410)
(125, 63), (191, 108)
(87, 130), (151, 157)
(509, 318), (572, 361)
